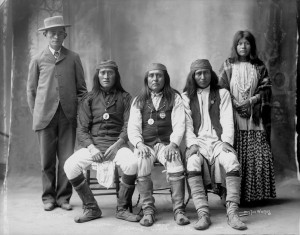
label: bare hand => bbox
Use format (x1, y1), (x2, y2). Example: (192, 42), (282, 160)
(92, 150), (105, 163)
(104, 139), (124, 161)
(235, 99), (251, 118)
(235, 99), (250, 112)
(163, 142), (179, 162)
(222, 142), (237, 155)
(186, 144), (200, 159)
(137, 142), (151, 158)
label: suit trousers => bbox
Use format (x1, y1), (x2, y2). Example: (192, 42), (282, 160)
(37, 104), (75, 205)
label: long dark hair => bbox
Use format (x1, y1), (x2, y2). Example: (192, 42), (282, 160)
(230, 30), (258, 63)
(90, 68), (125, 98)
(134, 70), (180, 109)
(183, 69), (220, 99)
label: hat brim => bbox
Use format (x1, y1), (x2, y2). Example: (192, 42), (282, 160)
(38, 24), (71, 31)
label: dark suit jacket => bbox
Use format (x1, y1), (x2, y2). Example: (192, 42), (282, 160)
(27, 46), (87, 131)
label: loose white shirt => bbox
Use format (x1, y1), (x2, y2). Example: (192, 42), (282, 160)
(128, 93), (185, 147)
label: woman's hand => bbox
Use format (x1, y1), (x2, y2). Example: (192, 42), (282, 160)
(235, 99), (251, 118)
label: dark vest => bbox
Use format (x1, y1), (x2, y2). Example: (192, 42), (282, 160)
(189, 88), (222, 139)
(89, 91), (127, 151)
(141, 97), (173, 147)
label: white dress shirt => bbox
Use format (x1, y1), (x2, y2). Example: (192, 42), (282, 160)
(48, 46), (61, 58)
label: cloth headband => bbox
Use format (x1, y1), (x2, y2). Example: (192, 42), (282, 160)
(96, 60), (118, 70)
(190, 59), (212, 71)
(146, 63), (167, 72)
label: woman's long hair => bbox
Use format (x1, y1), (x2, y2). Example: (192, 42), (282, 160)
(90, 68), (125, 98)
(134, 70), (180, 109)
(230, 30), (258, 63)
(183, 69), (220, 99)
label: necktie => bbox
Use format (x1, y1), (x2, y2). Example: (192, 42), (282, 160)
(54, 51), (59, 59)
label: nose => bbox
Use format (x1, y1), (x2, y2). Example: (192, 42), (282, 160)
(153, 74), (159, 81)
(103, 73), (109, 79)
(53, 33), (59, 38)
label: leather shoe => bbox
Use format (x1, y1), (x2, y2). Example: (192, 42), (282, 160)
(60, 203), (72, 211)
(44, 202), (56, 211)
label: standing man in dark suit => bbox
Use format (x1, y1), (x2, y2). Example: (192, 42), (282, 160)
(27, 15), (87, 211)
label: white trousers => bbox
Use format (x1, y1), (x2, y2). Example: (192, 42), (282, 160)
(136, 143), (185, 178)
(64, 147), (137, 180)
(187, 150), (240, 173)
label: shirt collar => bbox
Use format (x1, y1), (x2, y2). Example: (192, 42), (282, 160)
(49, 46), (61, 55)
(197, 85), (210, 94)
(101, 88), (116, 96)
(151, 91), (163, 98)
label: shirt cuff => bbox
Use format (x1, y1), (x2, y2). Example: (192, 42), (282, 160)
(221, 136), (233, 146)
(131, 138), (143, 148)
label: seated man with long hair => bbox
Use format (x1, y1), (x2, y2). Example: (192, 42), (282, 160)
(128, 63), (189, 227)
(64, 60), (140, 223)
(182, 59), (247, 230)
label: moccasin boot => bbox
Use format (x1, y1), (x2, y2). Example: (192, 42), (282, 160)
(116, 208), (142, 222)
(139, 213), (155, 227)
(137, 176), (156, 226)
(169, 176), (190, 225)
(174, 211), (190, 225)
(116, 183), (141, 222)
(73, 179), (102, 223)
(225, 176), (247, 230)
(194, 211), (211, 230)
(74, 205), (102, 223)
(226, 202), (247, 230)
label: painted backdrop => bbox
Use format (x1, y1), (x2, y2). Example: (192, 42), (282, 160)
(0, 0), (298, 184)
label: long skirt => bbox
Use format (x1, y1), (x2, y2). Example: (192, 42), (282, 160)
(235, 130), (276, 202)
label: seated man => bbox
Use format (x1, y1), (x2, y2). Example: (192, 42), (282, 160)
(182, 59), (247, 230)
(64, 60), (140, 223)
(128, 63), (189, 227)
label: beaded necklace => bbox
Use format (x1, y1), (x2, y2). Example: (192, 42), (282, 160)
(232, 62), (255, 100)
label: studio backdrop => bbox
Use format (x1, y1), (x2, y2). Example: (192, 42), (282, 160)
(0, 0), (298, 185)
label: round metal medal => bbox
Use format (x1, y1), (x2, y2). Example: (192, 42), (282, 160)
(103, 113), (110, 120)
(159, 111), (166, 119)
(148, 118), (154, 125)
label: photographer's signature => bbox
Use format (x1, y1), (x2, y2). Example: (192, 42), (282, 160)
(239, 209), (271, 217)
